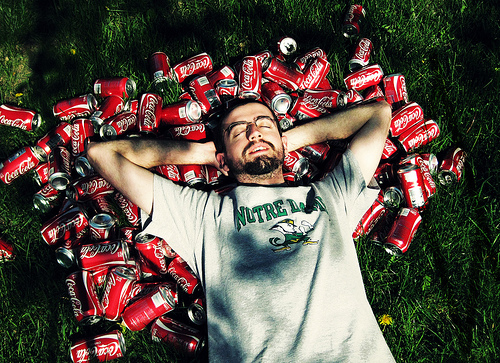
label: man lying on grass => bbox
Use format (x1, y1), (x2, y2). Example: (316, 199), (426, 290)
(88, 98), (395, 362)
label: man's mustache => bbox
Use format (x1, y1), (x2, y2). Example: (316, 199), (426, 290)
(242, 140), (276, 156)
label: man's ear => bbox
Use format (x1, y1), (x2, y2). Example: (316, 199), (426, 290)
(216, 152), (230, 176)
(281, 134), (289, 155)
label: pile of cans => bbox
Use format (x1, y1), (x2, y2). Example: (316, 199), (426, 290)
(0, 4), (467, 362)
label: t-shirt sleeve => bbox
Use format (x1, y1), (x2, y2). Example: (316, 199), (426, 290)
(140, 174), (210, 264)
(319, 149), (380, 232)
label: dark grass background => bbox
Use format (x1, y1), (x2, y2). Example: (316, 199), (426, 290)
(0, 0), (499, 362)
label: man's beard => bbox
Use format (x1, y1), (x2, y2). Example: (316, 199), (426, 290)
(226, 140), (285, 178)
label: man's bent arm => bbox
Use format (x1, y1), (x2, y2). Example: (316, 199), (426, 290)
(87, 139), (217, 215)
(284, 101), (392, 183)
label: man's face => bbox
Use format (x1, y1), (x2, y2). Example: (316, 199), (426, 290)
(216, 102), (288, 182)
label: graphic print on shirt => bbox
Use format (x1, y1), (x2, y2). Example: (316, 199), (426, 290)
(268, 218), (318, 252)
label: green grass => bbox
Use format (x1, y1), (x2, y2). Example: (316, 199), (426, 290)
(1, 0), (499, 362)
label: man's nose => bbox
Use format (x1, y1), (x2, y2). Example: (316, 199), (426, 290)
(246, 123), (262, 140)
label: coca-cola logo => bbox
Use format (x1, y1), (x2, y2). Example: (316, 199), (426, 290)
(47, 212), (85, 241)
(384, 139), (398, 154)
(0, 114), (27, 130)
(284, 152), (299, 166)
(355, 39), (371, 60)
(153, 241), (168, 273)
(173, 123), (205, 137)
(116, 114), (136, 132)
(407, 123), (439, 149)
(2, 156), (36, 184)
(168, 267), (191, 292)
(303, 94), (333, 110)
(80, 177), (112, 195)
(240, 59), (257, 90)
(75, 341), (121, 363)
(66, 278), (84, 318)
(140, 94), (159, 127)
(178, 56), (211, 79)
(302, 60), (325, 89)
(115, 194), (139, 224)
(80, 241), (120, 259)
(347, 69), (383, 90)
(393, 106), (423, 133)
(297, 48), (325, 66)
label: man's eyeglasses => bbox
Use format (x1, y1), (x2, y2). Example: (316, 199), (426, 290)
(223, 116), (276, 139)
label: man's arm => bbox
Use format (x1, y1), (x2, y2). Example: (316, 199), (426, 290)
(86, 139), (217, 215)
(284, 101), (392, 183)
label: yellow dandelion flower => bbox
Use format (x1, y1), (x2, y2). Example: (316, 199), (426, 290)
(70, 49), (76, 55)
(15, 93), (23, 97)
(378, 314), (393, 326)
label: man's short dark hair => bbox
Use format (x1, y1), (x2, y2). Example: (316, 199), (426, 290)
(210, 98), (281, 153)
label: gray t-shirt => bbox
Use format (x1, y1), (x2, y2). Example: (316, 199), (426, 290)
(142, 150), (395, 362)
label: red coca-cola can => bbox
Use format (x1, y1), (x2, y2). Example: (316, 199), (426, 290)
(32, 162), (50, 186)
(67, 175), (114, 202)
(114, 192), (140, 226)
(381, 138), (399, 160)
(205, 164), (220, 185)
(188, 298), (207, 325)
(438, 147), (466, 185)
(135, 233), (169, 276)
(33, 182), (60, 213)
(160, 100), (202, 126)
(151, 316), (206, 358)
(288, 96), (325, 121)
(70, 330), (126, 363)
(178, 164), (207, 186)
(302, 89), (347, 110)
(48, 146), (72, 191)
(94, 77), (136, 99)
(397, 163), (427, 209)
(383, 74), (408, 110)
(71, 118), (94, 157)
(207, 65), (236, 86)
(171, 52), (213, 84)
(300, 56), (330, 90)
(0, 146), (46, 184)
(137, 93), (163, 134)
(0, 237), (15, 262)
(293, 47), (327, 72)
(399, 119), (440, 152)
(149, 52), (172, 84)
(90, 95), (124, 127)
(125, 99), (139, 114)
(342, 4), (366, 38)
(297, 142), (331, 164)
(53, 94), (98, 121)
(238, 56), (262, 99)
(344, 64), (384, 91)
(99, 111), (137, 140)
(0, 104), (42, 131)
(77, 239), (130, 271)
(215, 79), (239, 99)
(121, 283), (176, 331)
(40, 205), (89, 246)
(276, 113), (295, 131)
(262, 57), (304, 91)
(390, 102), (424, 137)
(345, 89), (364, 106)
(420, 153), (439, 174)
(383, 186), (405, 209)
(74, 154), (94, 177)
(36, 121), (73, 159)
(101, 266), (137, 321)
(349, 38), (373, 72)
(400, 154), (436, 198)
(168, 255), (200, 294)
(156, 164), (182, 182)
(65, 269), (103, 324)
(89, 213), (117, 241)
(353, 191), (386, 239)
(188, 75), (221, 114)
(283, 150), (309, 179)
(384, 207), (422, 255)
(261, 81), (291, 114)
(363, 85), (385, 102)
(168, 123), (207, 141)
